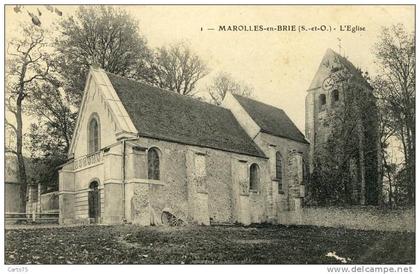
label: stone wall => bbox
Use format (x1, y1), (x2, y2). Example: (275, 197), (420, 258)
(221, 91), (310, 223)
(40, 191), (59, 212)
(130, 137), (270, 226)
(61, 127), (306, 226)
(59, 144), (121, 224)
(61, 135), (273, 226)
(72, 154), (106, 222)
(230, 154), (269, 225)
(253, 133), (309, 221)
(278, 206), (414, 232)
(130, 138), (189, 225)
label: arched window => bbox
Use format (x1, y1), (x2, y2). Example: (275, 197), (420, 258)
(249, 163), (259, 191)
(275, 152), (283, 193)
(332, 89), (339, 102)
(89, 181), (99, 190)
(148, 148), (160, 180)
(319, 94), (326, 106)
(88, 116), (100, 154)
(88, 181), (100, 222)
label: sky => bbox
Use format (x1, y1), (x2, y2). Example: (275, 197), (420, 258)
(5, 5), (415, 133)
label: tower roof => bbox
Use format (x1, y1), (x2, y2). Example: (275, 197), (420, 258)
(307, 48), (372, 91)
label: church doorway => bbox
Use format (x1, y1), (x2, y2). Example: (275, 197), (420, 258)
(88, 181), (100, 223)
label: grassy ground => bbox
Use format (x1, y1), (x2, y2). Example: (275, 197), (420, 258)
(5, 224), (415, 264)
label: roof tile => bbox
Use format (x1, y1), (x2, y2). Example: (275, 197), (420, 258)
(233, 94), (308, 144)
(107, 73), (266, 158)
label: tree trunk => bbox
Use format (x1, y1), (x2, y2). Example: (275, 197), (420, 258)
(400, 119), (415, 205)
(357, 117), (366, 205)
(406, 123), (415, 205)
(398, 123), (410, 206)
(388, 173), (393, 208)
(382, 153), (393, 208)
(377, 136), (384, 206)
(16, 96), (27, 212)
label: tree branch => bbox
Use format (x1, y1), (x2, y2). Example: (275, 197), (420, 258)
(5, 120), (17, 133)
(5, 149), (18, 155)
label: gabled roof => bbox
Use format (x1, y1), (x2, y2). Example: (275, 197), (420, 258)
(106, 73), (266, 158)
(68, 68), (138, 157)
(308, 48), (372, 91)
(233, 94), (308, 144)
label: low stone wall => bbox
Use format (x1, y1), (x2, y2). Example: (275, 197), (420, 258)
(40, 191), (59, 212)
(278, 206), (414, 232)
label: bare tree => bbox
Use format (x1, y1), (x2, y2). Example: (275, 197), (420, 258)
(55, 6), (151, 103)
(207, 72), (254, 105)
(139, 42), (209, 96)
(6, 24), (50, 210)
(27, 80), (77, 155)
(371, 77), (399, 206)
(373, 24), (415, 205)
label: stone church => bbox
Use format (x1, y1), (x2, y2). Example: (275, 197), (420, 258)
(58, 67), (309, 225)
(305, 49), (379, 205)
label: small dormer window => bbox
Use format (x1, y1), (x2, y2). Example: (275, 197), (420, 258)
(88, 115), (100, 154)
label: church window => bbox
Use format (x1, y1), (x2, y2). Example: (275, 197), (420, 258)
(88, 115), (100, 154)
(148, 148), (160, 180)
(275, 152), (283, 193)
(319, 94), (326, 106)
(332, 89), (339, 102)
(249, 163), (260, 191)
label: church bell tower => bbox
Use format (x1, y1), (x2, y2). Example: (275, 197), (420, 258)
(305, 48), (379, 205)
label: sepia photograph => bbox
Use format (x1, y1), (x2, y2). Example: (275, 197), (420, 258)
(2, 2), (416, 269)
